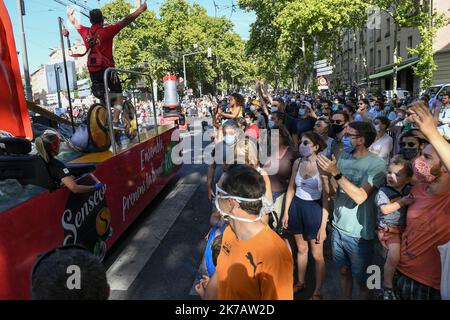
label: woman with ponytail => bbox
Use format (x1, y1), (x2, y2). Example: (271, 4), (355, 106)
(35, 131), (103, 193)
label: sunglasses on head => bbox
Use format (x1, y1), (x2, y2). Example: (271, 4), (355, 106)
(345, 133), (361, 138)
(400, 142), (417, 148)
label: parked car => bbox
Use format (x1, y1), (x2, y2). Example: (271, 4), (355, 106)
(382, 89), (411, 99)
(425, 83), (450, 98)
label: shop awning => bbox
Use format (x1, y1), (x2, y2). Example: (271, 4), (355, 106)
(360, 58), (419, 83)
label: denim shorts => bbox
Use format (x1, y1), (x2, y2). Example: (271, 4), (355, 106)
(332, 227), (374, 284)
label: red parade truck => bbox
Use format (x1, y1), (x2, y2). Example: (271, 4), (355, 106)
(0, 1), (180, 299)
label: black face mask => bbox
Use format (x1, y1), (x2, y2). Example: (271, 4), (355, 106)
(400, 148), (418, 160)
(331, 123), (345, 134)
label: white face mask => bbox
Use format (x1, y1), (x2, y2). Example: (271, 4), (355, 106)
(214, 184), (263, 223)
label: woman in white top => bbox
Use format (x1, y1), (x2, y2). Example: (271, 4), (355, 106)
(369, 116), (393, 164)
(282, 131), (330, 300)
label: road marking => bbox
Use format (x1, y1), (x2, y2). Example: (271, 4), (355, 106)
(107, 182), (199, 291)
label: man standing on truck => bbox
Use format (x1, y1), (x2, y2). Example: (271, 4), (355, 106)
(66, 2), (147, 126)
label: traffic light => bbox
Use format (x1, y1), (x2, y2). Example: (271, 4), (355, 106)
(207, 47), (212, 58)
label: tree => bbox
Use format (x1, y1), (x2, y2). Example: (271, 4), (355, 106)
(239, 0), (369, 91)
(406, 1), (449, 91)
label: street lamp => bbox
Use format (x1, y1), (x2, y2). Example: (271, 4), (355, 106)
(182, 44), (212, 93)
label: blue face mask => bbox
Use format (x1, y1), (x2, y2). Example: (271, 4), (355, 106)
(223, 135), (236, 146)
(298, 109), (305, 117)
(342, 135), (355, 154)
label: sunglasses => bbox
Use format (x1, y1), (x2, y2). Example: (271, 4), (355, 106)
(345, 133), (361, 138)
(400, 142), (418, 148)
(331, 120), (343, 124)
(301, 140), (311, 146)
(31, 244), (89, 279)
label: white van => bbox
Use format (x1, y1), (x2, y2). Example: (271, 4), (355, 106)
(425, 83), (450, 98)
(382, 89), (411, 99)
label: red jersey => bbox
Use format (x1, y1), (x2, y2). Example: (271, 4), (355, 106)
(76, 23), (124, 72)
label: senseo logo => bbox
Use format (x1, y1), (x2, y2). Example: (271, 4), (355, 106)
(61, 183), (112, 260)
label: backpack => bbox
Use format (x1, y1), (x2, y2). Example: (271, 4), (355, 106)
(205, 222), (226, 277)
(85, 28), (114, 70)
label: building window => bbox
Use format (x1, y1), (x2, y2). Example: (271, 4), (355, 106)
(397, 41), (401, 58)
(408, 36), (413, 58)
(377, 50), (381, 67)
(386, 46), (390, 64)
(385, 18), (391, 37)
(376, 28), (381, 41)
(370, 48), (374, 67)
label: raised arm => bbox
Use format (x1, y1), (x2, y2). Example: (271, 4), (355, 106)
(256, 80), (270, 117)
(263, 86), (274, 105)
(317, 154), (379, 205)
(118, 1), (147, 28)
(67, 7), (81, 30)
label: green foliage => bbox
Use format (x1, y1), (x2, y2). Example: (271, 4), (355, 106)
(239, 0), (369, 90)
(100, 0), (255, 94)
(405, 3), (449, 90)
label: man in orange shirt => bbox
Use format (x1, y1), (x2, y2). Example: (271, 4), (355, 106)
(196, 165), (293, 300)
(395, 143), (450, 300)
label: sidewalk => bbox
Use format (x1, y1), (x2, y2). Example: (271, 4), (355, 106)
(294, 223), (386, 300)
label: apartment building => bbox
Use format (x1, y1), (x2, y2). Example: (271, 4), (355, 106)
(331, 1), (450, 95)
(30, 65), (48, 105)
(30, 40), (88, 105)
(49, 39), (88, 75)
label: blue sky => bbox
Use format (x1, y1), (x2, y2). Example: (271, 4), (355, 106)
(5, 0), (255, 73)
